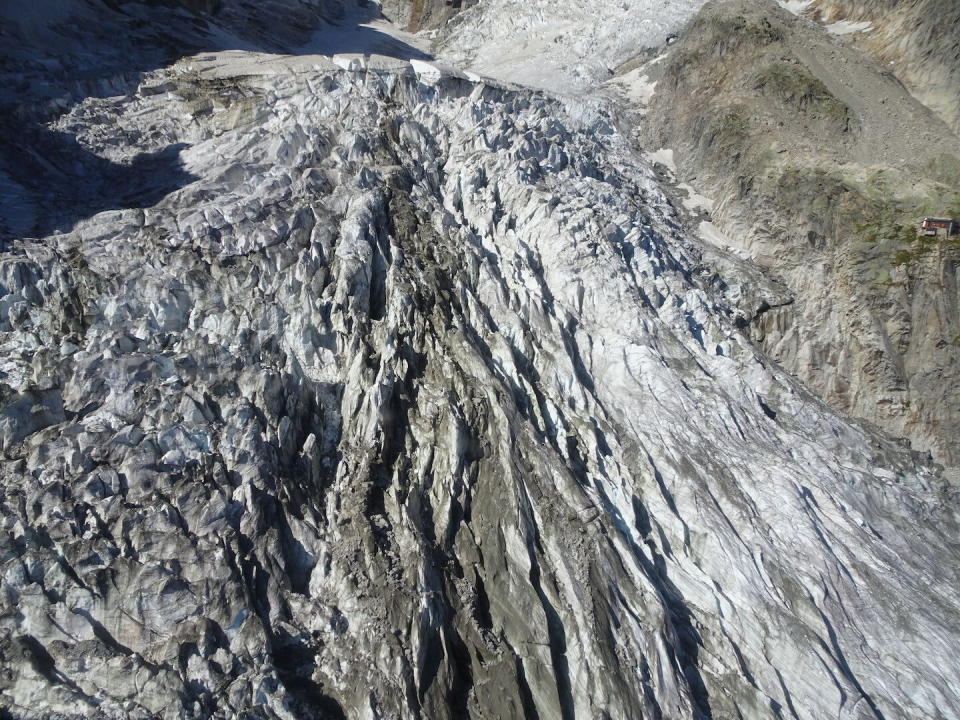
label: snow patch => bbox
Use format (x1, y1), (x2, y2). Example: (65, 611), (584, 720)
(826, 20), (873, 35)
(698, 220), (729, 247)
(647, 148), (676, 174)
(609, 67), (658, 107)
(677, 183), (713, 213)
(777, 0), (814, 15)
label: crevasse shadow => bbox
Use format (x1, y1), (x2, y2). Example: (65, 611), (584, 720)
(0, 117), (195, 240)
(301, 21), (431, 59)
(0, 0), (431, 240)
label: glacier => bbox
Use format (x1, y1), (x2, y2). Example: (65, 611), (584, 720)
(0, 1), (959, 719)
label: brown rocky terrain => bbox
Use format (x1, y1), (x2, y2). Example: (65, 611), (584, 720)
(378, 0), (477, 32)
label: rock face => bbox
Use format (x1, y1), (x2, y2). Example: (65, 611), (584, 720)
(398, 0), (479, 33)
(640, 0), (960, 470)
(2, 2), (960, 720)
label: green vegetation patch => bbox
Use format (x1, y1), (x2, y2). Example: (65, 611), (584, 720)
(700, 106), (755, 172)
(661, 48), (708, 92)
(923, 155), (960, 219)
(768, 166), (960, 270)
(854, 171), (960, 268)
(710, 107), (752, 143)
(925, 153), (960, 187)
(662, 10), (786, 89)
(695, 13), (784, 56)
(858, 219), (918, 246)
(775, 166), (862, 223)
(754, 62), (854, 131)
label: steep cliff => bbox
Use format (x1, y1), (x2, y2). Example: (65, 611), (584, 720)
(397, 0), (479, 32)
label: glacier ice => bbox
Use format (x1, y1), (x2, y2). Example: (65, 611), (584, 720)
(0, 1), (958, 719)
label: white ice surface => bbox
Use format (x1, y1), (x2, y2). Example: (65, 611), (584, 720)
(777, 0), (813, 15)
(437, 0), (708, 94)
(3, 0), (960, 716)
(647, 147), (677, 174)
(826, 19), (873, 35)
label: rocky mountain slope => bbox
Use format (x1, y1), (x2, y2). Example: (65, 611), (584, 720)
(806, 0), (960, 133)
(2, 1), (960, 719)
(636, 0), (960, 470)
